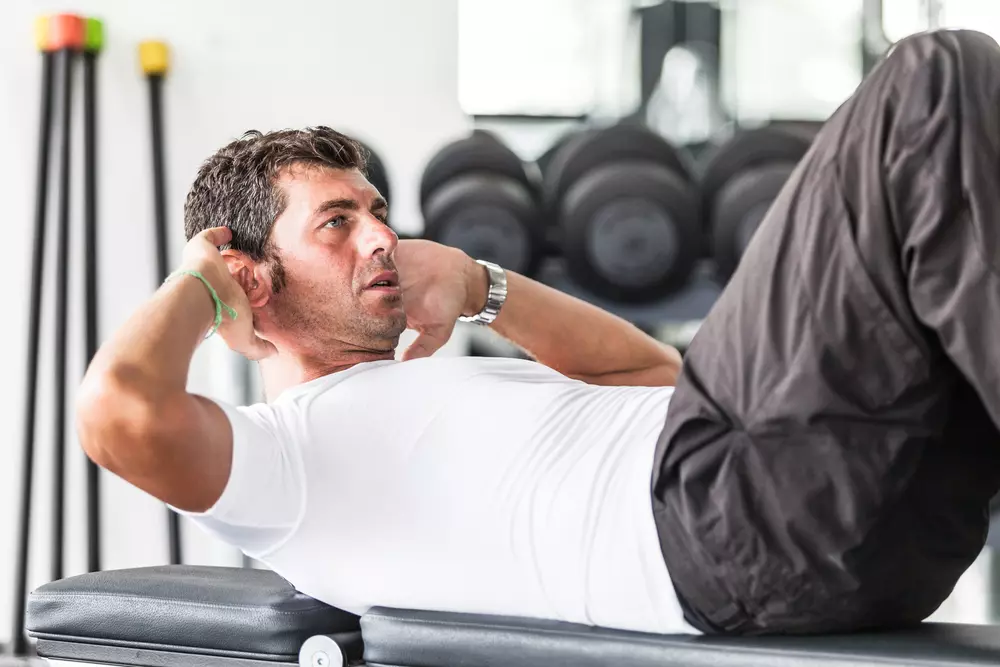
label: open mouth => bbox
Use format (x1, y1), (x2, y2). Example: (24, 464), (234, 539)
(365, 271), (399, 290)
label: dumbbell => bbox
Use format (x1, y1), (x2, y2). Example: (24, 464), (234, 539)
(543, 122), (701, 303)
(535, 129), (581, 182)
(420, 130), (543, 276)
(701, 125), (814, 282)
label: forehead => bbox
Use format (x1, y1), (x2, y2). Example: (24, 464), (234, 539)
(276, 164), (380, 215)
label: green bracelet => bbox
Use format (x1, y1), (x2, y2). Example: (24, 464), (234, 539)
(166, 270), (238, 337)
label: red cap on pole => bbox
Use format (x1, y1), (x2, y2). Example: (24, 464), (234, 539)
(48, 13), (85, 51)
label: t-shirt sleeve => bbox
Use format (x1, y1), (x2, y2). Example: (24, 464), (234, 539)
(175, 399), (306, 559)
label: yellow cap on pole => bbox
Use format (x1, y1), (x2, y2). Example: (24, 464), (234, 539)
(139, 40), (169, 76)
(34, 15), (51, 52)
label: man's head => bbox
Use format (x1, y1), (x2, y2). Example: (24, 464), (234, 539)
(184, 127), (405, 363)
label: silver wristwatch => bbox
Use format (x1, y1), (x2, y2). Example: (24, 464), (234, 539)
(459, 259), (507, 326)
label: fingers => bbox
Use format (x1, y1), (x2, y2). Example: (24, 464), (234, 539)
(198, 226), (232, 247)
(401, 339), (431, 362)
(244, 335), (277, 361)
(401, 326), (451, 361)
(222, 328), (276, 361)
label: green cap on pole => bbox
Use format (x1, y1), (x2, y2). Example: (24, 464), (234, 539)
(84, 17), (103, 53)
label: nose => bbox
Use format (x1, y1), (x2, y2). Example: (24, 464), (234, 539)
(357, 213), (398, 258)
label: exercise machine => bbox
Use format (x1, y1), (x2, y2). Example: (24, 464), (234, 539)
(25, 564), (1000, 667)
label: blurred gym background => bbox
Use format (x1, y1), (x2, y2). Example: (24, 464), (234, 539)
(1, 0), (998, 649)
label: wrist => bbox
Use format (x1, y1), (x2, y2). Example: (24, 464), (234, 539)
(462, 256), (489, 318)
(167, 268), (223, 334)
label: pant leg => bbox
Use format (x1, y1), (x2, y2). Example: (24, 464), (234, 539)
(651, 29), (1000, 635)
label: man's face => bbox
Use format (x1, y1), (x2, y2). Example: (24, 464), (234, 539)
(259, 165), (406, 356)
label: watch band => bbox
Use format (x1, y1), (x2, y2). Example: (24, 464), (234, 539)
(459, 260), (507, 326)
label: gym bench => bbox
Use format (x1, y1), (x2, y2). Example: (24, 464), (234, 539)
(26, 565), (1000, 667)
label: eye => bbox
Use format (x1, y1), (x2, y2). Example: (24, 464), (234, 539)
(375, 213), (389, 224)
(325, 215), (348, 229)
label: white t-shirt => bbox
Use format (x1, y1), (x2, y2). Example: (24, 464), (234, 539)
(184, 356), (697, 635)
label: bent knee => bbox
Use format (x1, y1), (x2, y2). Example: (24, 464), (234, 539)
(887, 28), (1000, 71)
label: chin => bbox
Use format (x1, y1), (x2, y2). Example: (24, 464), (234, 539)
(365, 311), (407, 339)
(385, 312), (408, 338)
(368, 299), (404, 318)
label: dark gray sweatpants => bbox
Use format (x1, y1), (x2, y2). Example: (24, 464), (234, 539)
(652, 29), (1000, 635)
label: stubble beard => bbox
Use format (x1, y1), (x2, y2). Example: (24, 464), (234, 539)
(267, 253), (406, 353)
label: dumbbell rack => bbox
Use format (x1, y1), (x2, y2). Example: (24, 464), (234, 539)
(467, 256), (723, 357)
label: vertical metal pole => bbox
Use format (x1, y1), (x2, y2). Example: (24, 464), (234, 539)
(861, 0), (891, 75)
(926, 0), (943, 30)
(143, 49), (182, 563)
(10, 44), (56, 658)
(148, 74), (182, 565)
(52, 43), (78, 585)
(240, 357), (256, 569)
(82, 20), (103, 572)
(148, 75), (169, 284)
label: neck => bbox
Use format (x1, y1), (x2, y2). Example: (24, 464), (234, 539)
(259, 347), (395, 400)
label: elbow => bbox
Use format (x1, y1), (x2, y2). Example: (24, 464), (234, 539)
(660, 345), (683, 386)
(634, 358), (681, 387)
(75, 370), (161, 475)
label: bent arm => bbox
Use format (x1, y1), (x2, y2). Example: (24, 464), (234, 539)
(76, 271), (232, 512)
(463, 264), (681, 386)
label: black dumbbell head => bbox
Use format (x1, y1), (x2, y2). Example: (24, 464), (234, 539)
(423, 173), (542, 277)
(560, 160), (701, 303)
(419, 130), (535, 210)
(711, 162), (797, 282)
(536, 129), (584, 182)
(421, 132), (543, 276)
(360, 141), (391, 209)
(699, 125), (813, 208)
(543, 122), (692, 215)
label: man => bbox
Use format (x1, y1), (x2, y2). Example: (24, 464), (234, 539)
(76, 127), (689, 635)
(78, 28), (1000, 637)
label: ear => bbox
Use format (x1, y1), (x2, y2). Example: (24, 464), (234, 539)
(220, 250), (271, 308)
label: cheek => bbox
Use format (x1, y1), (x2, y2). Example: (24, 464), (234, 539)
(316, 244), (358, 283)
(287, 249), (357, 294)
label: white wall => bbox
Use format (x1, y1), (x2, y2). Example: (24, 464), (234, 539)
(458, 0), (640, 121)
(720, 0), (863, 123)
(0, 0), (468, 643)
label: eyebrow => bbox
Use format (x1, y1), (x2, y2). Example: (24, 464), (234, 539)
(313, 196), (388, 218)
(314, 198), (359, 217)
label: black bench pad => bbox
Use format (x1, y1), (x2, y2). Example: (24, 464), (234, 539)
(26, 566), (1000, 667)
(26, 565), (358, 661)
(361, 607), (1000, 667)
